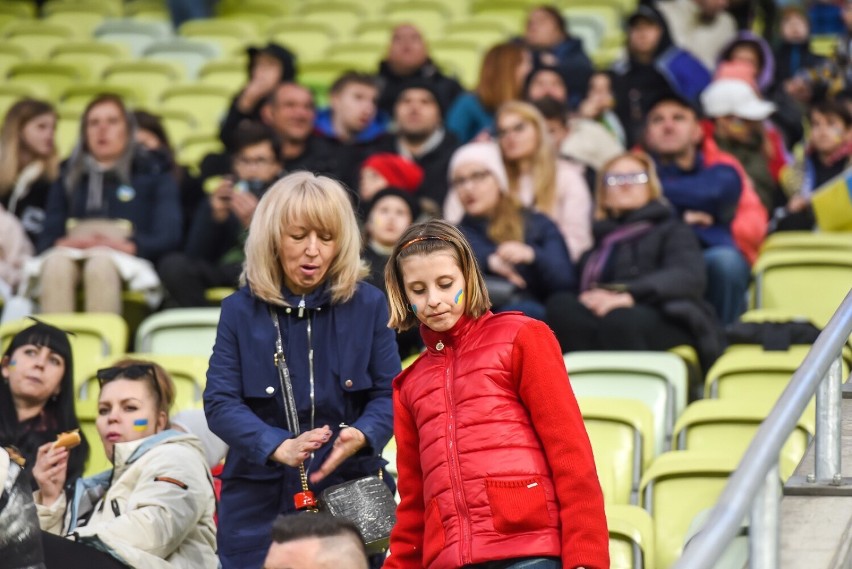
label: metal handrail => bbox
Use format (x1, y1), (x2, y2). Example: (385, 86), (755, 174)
(672, 290), (852, 569)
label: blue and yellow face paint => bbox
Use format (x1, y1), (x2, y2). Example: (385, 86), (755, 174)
(411, 304), (418, 314)
(7, 359), (16, 371)
(454, 289), (464, 305)
(133, 418), (148, 432)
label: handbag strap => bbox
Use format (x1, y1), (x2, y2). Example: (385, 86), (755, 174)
(268, 306), (313, 497)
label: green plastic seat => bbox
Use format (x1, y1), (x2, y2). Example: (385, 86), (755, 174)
(7, 62), (81, 103)
(564, 351), (688, 455)
(640, 451), (740, 569)
(759, 231), (852, 255)
(607, 504), (655, 569)
(579, 397), (655, 505)
(134, 307), (222, 357)
(102, 60), (183, 108)
(160, 85), (232, 131)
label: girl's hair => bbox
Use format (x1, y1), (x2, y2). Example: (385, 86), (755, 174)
(497, 100), (557, 214)
(103, 357), (175, 420)
(243, 171), (367, 306)
(594, 151), (664, 220)
(385, 220), (491, 331)
(0, 99), (58, 197)
(476, 42), (527, 112)
(0, 320), (89, 473)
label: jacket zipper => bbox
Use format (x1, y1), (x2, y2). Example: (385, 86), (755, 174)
(299, 296), (317, 470)
(443, 346), (471, 565)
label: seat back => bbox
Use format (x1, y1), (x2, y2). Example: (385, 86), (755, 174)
(160, 85), (232, 130)
(135, 308), (222, 357)
(565, 351), (688, 455)
(751, 249), (852, 328)
(142, 38), (219, 79)
(579, 397), (654, 505)
(94, 19), (170, 57)
(640, 451), (739, 569)
(103, 60), (182, 107)
(607, 504), (655, 569)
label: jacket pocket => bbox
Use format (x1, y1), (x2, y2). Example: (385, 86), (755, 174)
(486, 477), (550, 534)
(242, 382), (283, 427)
(423, 498), (445, 567)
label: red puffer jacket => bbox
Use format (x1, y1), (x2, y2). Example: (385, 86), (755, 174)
(386, 312), (609, 569)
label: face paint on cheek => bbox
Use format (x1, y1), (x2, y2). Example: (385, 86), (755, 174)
(454, 289), (464, 305)
(411, 304), (417, 314)
(133, 418), (149, 432)
(8, 360), (16, 370)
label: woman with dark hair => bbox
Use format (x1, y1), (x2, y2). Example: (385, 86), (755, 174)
(33, 94), (182, 314)
(0, 319), (88, 488)
(0, 98), (59, 246)
(445, 42), (532, 144)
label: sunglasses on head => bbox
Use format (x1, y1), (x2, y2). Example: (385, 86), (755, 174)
(97, 364), (162, 403)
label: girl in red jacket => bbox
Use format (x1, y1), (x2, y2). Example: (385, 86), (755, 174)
(383, 219), (609, 569)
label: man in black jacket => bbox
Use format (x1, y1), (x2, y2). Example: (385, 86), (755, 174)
(375, 82), (459, 216)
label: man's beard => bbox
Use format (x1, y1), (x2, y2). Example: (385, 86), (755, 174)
(400, 127), (432, 144)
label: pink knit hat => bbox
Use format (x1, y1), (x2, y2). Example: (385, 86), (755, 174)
(448, 142), (509, 193)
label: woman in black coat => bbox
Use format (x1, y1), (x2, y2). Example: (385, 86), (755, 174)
(545, 151), (722, 369)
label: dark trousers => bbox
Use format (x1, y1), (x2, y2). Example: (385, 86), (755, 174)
(42, 531), (129, 569)
(545, 292), (695, 353)
(158, 252), (242, 308)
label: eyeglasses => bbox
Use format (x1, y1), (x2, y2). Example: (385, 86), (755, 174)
(97, 364), (162, 404)
(496, 121), (530, 139)
(450, 170), (492, 190)
(603, 172), (649, 188)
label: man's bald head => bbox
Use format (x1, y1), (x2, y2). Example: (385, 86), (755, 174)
(262, 514), (369, 569)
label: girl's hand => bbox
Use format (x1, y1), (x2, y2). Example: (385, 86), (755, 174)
(496, 241), (535, 265)
(309, 427), (367, 484)
(272, 426), (332, 467)
(33, 442), (69, 506)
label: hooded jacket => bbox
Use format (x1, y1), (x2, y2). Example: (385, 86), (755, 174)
(35, 431), (218, 569)
(386, 312), (609, 569)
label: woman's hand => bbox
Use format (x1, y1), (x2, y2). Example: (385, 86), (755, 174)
(488, 253), (527, 289)
(309, 427), (367, 484)
(33, 442), (69, 506)
(272, 426), (332, 467)
(496, 241), (535, 265)
(580, 289), (635, 317)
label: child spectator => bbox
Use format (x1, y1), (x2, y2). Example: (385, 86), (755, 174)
(358, 152), (423, 213)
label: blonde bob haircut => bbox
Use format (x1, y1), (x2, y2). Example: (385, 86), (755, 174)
(594, 151), (664, 220)
(243, 171), (367, 306)
(385, 219), (491, 332)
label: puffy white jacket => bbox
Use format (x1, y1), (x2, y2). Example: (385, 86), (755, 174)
(36, 430), (218, 569)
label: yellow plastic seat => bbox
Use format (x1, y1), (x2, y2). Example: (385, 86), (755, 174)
(43, 9), (108, 38)
(55, 108), (81, 160)
(134, 307), (222, 357)
(640, 451), (740, 569)
(266, 19), (337, 61)
(150, 108), (198, 149)
(564, 351), (688, 456)
(300, 2), (368, 38)
(469, 3), (527, 35)
(204, 287), (236, 305)
(324, 40), (385, 68)
(751, 249), (852, 328)
(217, 0), (290, 20)
(673, 398), (811, 481)
(298, 60), (371, 100)
(103, 60), (183, 108)
(0, 313), (128, 385)
(179, 18), (255, 47)
(0, 42), (29, 77)
(60, 84), (141, 113)
(44, 0), (120, 19)
(176, 132), (225, 175)
(0, 2), (35, 18)
(160, 85), (232, 131)
(0, 84), (38, 121)
(607, 504), (655, 569)
(5, 21), (76, 60)
(50, 41), (127, 82)
(124, 0), (171, 21)
(142, 38), (219, 79)
(442, 19), (514, 47)
(198, 59), (246, 92)
(428, 39), (483, 90)
(129, 353), (211, 413)
(579, 397), (655, 506)
(385, 0), (451, 40)
(7, 62), (81, 103)
(353, 19), (401, 44)
(759, 230), (852, 255)
(94, 19), (170, 57)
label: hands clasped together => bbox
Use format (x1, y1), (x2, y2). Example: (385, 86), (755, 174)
(272, 425), (368, 484)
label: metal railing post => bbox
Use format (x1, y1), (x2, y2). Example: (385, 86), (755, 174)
(815, 356), (843, 482)
(750, 462), (779, 569)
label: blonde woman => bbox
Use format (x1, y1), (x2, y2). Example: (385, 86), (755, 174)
(0, 99), (59, 246)
(445, 101), (592, 261)
(204, 171), (400, 569)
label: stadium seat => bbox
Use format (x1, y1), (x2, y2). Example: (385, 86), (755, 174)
(759, 230), (852, 255)
(324, 40), (386, 68)
(353, 19), (400, 44)
(160, 85), (232, 131)
(205, 287), (236, 305)
(751, 249), (852, 328)
(178, 18), (255, 46)
(50, 41), (127, 82)
(385, 0), (452, 39)
(607, 504), (656, 569)
(177, 132), (225, 174)
(428, 38), (483, 89)
(55, 108), (81, 160)
(149, 108), (198, 149)
(0, 313), (129, 384)
(442, 19), (514, 47)
(103, 60), (183, 108)
(43, 7), (108, 38)
(299, 60), (373, 101)
(198, 59), (246, 92)
(640, 451), (740, 569)
(94, 19), (171, 57)
(0, 2), (35, 19)
(704, 345), (822, 400)
(6, 62), (81, 103)
(564, 351), (688, 455)
(579, 397), (655, 505)
(60, 84), (141, 113)
(300, 1), (368, 38)
(5, 21), (76, 60)
(0, 43), (28, 78)
(469, 2), (527, 35)
(673, 398), (811, 480)
(218, 0), (290, 18)
(266, 19), (338, 61)
(135, 307), (222, 357)
(143, 38), (219, 79)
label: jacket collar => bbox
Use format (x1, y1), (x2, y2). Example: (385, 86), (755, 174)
(420, 312), (491, 353)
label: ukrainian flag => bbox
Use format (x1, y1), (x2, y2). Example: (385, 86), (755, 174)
(812, 168), (852, 231)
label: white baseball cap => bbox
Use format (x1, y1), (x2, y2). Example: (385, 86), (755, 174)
(700, 79), (777, 121)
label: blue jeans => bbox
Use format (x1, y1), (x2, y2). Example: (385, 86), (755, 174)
(703, 246), (750, 326)
(466, 558), (561, 569)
